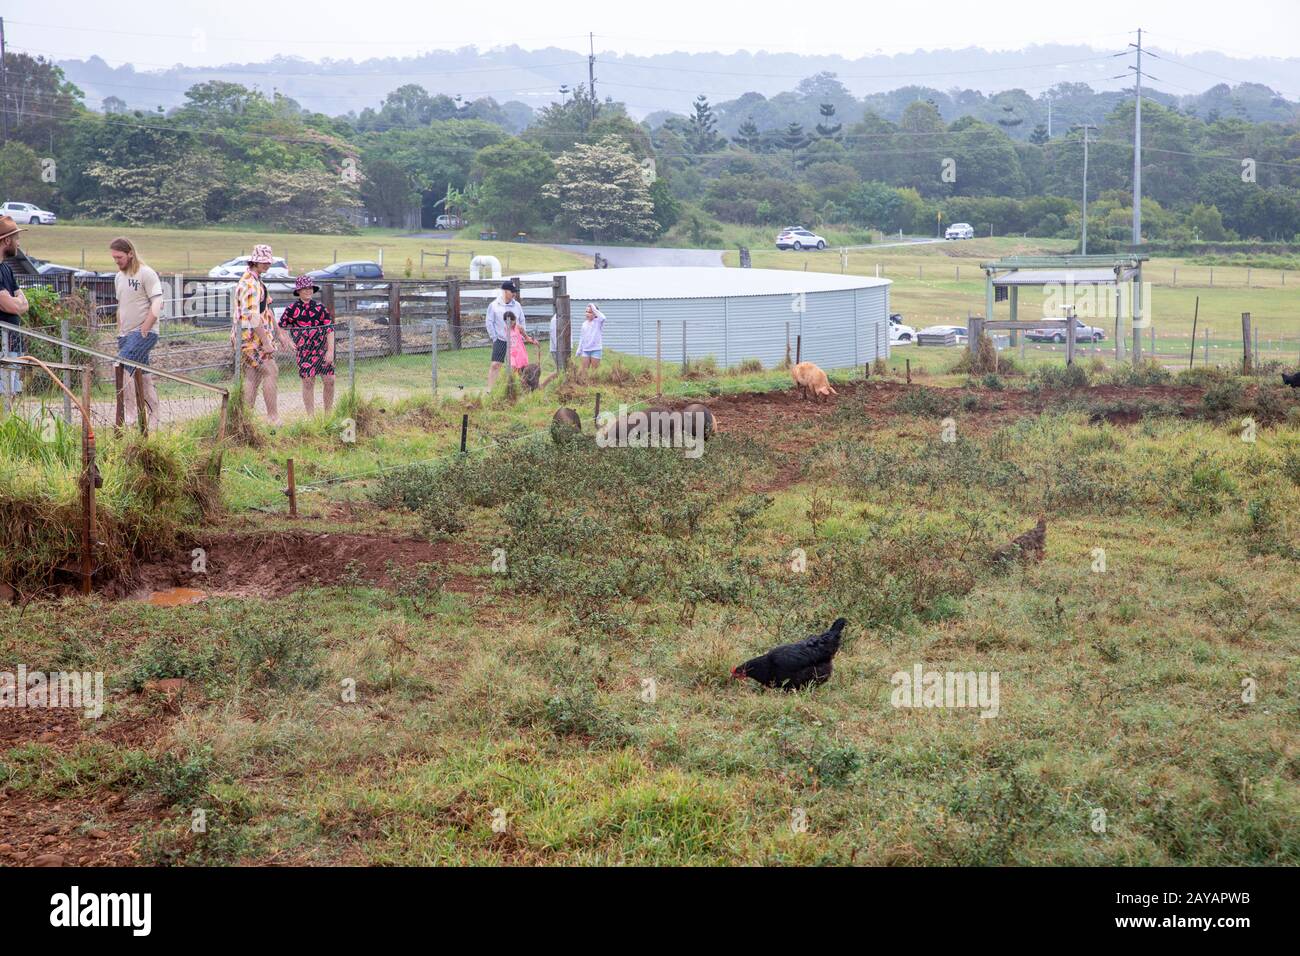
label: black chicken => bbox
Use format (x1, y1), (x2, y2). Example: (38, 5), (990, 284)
(732, 618), (847, 691)
(1282, 371), (1300, 389)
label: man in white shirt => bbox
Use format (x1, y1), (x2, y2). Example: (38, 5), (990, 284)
(110, 236), (163, 425)
(484, 280), (523, 391)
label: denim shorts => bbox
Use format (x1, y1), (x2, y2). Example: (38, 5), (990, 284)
(579, 348), (602, 360)
(117, 330), (159, 366)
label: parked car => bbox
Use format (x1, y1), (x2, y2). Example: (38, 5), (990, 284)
(307, 260), (384, 282)
(889, 313), (917, 344)
(775, 227), (827, 251)
(918, 324), (969, 344)
(1026, 319), (1106, 343)
(435, 214), (463, 229)
(944, 222), (974, 240)
(33, 259), (97, 278)
(1, 201), (57, 225)
(208, 255), (290, 280)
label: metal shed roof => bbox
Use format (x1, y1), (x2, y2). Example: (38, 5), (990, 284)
(993, 267), (1140, 287)
(520, 267), (889, 300)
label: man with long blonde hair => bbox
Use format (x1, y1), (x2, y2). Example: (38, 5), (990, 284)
(110, 236), (163, 426)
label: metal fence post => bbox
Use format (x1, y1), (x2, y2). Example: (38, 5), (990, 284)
(448, 277), (462, 349)
(348, 316), (356, 395)
(60, 318), (72, 422)
(431, 318), (439, 394)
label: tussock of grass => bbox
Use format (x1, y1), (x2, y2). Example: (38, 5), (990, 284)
(0, 423), (217, 591)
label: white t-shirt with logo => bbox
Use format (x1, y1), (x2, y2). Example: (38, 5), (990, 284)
(114, 265), (163, 335)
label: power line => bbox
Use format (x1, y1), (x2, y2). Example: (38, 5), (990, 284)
(2, 18), (591, 49)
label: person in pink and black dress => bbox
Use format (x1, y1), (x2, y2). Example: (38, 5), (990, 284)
(278, 274), (336, 414)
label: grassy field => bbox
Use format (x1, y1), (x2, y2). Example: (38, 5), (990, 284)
(19, 222), (588, 277)
(2, 346), (1299, 865)
(731, 236), (1300, 364)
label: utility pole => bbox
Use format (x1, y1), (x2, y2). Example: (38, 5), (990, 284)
(1074, 124), (1098, 255)
(1046, 93), (1052, 138)
(588, 32), (597, 119)
(0, 17), (8, 144)
(1128, 27), (1159, 362)
(1130, 28), (1144, 247)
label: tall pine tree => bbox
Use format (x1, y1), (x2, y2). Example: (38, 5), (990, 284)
(733, 116), (763, 151)
(688, 95), (722, 156)
(782, 122), (808, 153)
(815, 103), (842, 141)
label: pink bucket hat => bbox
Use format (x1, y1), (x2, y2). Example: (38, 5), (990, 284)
(249, 243), (275, 264)
(294, 274), (319, 293)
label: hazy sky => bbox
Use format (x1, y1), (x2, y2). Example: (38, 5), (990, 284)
(10, 0), (1300, 67)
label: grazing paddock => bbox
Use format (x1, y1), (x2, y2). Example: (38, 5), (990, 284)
(2, 328), (1299, 866)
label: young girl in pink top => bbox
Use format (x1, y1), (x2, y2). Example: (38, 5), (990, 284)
(508, 314), (537, 372)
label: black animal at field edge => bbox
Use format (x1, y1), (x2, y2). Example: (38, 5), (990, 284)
(1282, 370), (1300, 389)
(732, 618), (847, 691)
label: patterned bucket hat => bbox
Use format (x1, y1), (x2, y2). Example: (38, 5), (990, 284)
(249, 243), (275, 264)
(294, 274), (320, 293)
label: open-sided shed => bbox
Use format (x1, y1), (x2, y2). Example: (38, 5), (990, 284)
(975, 254), (1149, 363)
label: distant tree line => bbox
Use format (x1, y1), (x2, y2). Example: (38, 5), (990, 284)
(2, 52), (1298, 244)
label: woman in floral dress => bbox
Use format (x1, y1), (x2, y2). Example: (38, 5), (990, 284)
(278, 274), (336, 414)
(231, 243), (281, 426)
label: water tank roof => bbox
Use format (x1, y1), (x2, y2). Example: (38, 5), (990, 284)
(522, 267), (889, 301)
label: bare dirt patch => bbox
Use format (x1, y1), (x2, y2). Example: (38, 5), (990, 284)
(672, 381), (1209, 439)
(115, 531), (486, 599)
(0, 790), (165, 866)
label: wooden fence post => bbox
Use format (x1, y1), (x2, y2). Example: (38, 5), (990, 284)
(387, 281), (402, 356)
(1241, 312), (1253, 374)
(133, 369), (149, 436)
(114, 365), (125, 434)
(286, 458), (298, 517)
(553, 275), (570, 372)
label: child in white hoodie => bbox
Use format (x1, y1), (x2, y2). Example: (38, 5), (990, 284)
(577, 303), (605, 378)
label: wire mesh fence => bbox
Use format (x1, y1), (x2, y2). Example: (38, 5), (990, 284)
(9, 274), (566, 429)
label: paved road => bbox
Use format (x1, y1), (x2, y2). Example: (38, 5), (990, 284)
(549, 237), (947, 266)
(547, 244), (725, 268)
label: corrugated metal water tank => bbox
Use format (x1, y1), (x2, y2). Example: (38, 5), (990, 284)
(524, 267), (891, 370)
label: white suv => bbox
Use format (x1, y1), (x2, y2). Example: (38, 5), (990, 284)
(1, 201), (57, 225)
(776, 227), (827, 251)
(944, 222), (974, 240)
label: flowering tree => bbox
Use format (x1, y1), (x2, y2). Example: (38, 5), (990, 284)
(543, 136), (658, 241)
